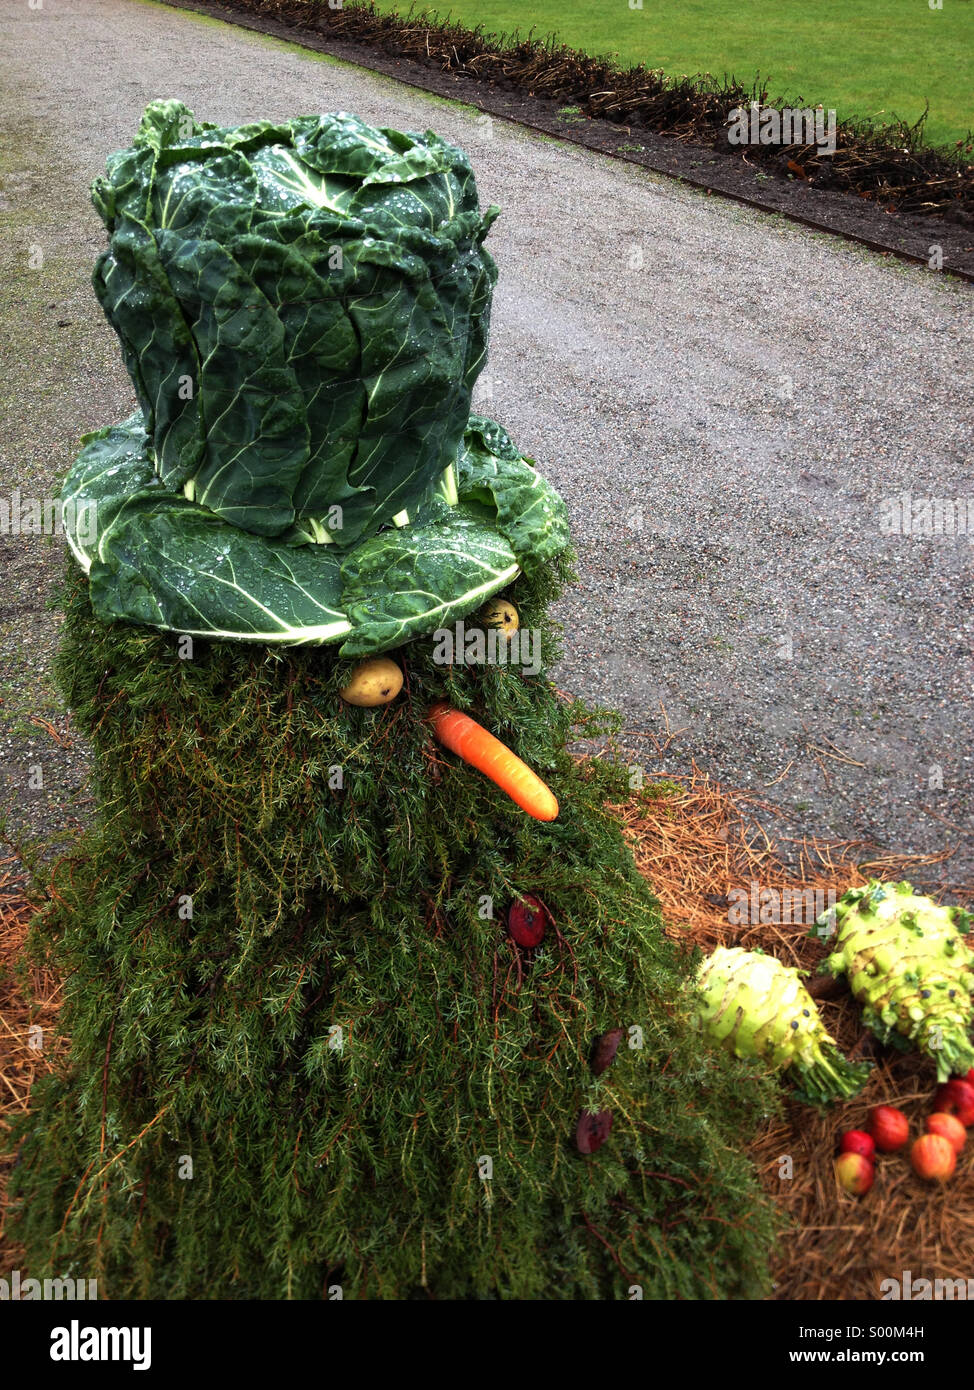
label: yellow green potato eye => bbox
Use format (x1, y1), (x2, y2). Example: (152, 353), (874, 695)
(480, 598), (519, 637)
(339, 657), (404, 707)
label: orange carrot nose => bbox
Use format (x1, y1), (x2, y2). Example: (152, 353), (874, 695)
(427, 702), (559, 822)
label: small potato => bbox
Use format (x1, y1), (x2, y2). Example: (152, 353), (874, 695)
(339, 657), (404, 707)
(480, 598), (519, 638)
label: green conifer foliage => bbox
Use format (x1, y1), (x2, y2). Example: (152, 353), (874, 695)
(10, 557), (779, 1298)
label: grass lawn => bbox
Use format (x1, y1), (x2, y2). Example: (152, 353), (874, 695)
(364, 0), (974, 147)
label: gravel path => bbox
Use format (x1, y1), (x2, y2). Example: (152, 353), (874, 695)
(1, 0), (972, 882)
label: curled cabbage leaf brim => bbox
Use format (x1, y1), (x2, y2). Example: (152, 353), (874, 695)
(61, 413), (569, 655)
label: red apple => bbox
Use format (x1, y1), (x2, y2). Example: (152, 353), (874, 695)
(926, 1112), (966, 1153)
(910, 1133), (956, 1182)
(835, 1151), (874, 1196)
(869, 1105), (910, 1152)
(933, 1079), (974, 1127)
(839, 1130), (876, 1161)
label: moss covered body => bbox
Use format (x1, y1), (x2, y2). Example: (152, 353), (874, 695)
(823, 880), (974, 1082)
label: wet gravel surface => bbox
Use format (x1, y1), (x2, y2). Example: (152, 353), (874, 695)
(0, 0), (971, 883)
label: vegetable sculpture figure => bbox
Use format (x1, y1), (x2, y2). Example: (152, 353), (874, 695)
(695, 947), (871, 1105)
(822, 880), (974, 1081)
(11, 101), (780, 1301)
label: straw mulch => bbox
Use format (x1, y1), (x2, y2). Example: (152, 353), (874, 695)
(0, 859), (63, 1276)
(1, 768), (971, 1297)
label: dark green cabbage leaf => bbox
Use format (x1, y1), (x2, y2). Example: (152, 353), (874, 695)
(457, 417), (570, 574)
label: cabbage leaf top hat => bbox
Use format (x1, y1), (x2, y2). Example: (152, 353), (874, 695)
(62, 100), (569, 655)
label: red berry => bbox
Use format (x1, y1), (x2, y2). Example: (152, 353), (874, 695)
(839, 1130), (875, 1161)
(934, 1079), (974, 1127)
(910, 1133), (956, 1182)
(507, 894), (548, 948)
(591, 1027), (626, 1077)
(576, 1109), (613, 1155)
(869, 1105), (909, 1152)
(835, 1151), (874, 1196)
